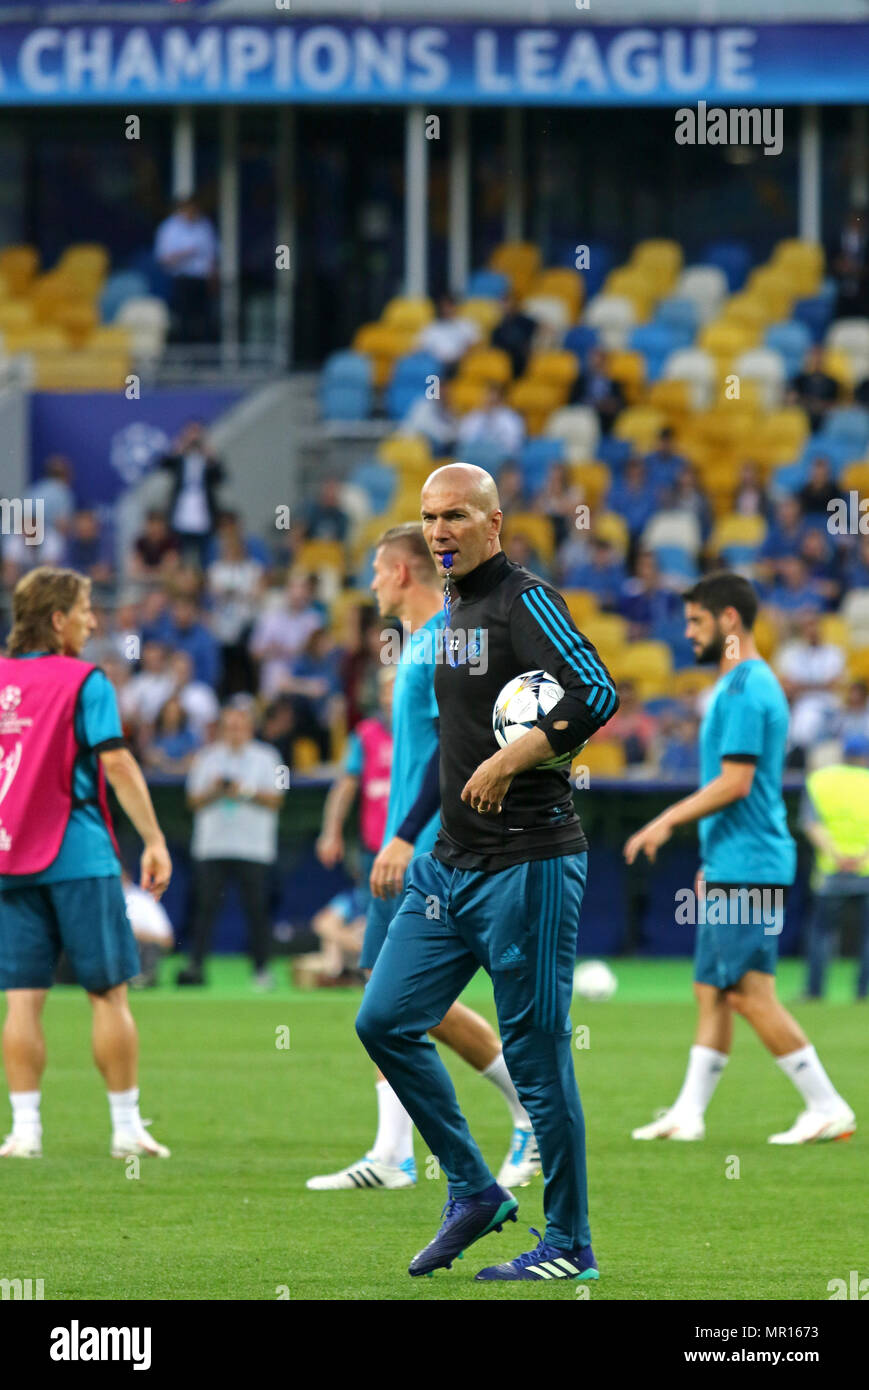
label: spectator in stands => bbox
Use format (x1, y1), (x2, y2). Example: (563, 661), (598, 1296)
(1, 512), (65, 585)
(158, 594), (220, 688)
(141, 695), (201, 777)
(645, 426), (689, 495)
(207, 517), (266, 695)
(179, 699), (285, 989)
(799, 526), (843, 608)
(831, 206), (869, 319)
(658, 713), (700, 776)
(617, 550), (681, 635)
(503, 529), (549, 581)
(397, 393), (457, 456)
(159, 421), (225, 568)
(258, 696), (295, 771)
(844, 532), (869, 589)
(664, 464), (712, 540)
(66, 509), (114, 593)
(535, 461), (584, 548)
(31, 455), (76, 535)
(154, 192), (219, 343)
(836, 679), (869, 744)
(456, 383), (525, 458)
(497, 461), (527, 515)
(776, 612), (846, 764)
(605, 679), (656, 765)
(569, 348), (626, 435)
(562, 535), (626, 610)
(296, 477), (351, 544)
(607, 456), (657, 557)
(734, 462), (768, 517)
(798, 455), (839, 519)
(129, 509), (180, 584)
(788, 345), (840, 432)
(119, 639), (175, 733)
(167, 649), (220, 743)
(765, 554), (826, 623)
(415, 293), (480, 368)
(273, 627), (345, 764)
(338, 603), (381, 729)
(491, 290), (537, 378)
(757, 495), (809, 583)
(251, 571), (324, 698)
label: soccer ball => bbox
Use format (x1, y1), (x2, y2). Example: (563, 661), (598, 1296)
(573, 960), (617, 1001)
(492, 669), (587, 769)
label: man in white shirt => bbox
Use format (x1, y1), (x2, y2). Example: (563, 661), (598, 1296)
(119, 640), (174, 732)
(775, 612), (846, 760)
(155, 194), (219, 343)
(168, 650), (219, 741)
(250, 573), (324, 698)
(415, 294), (480, 368)
(456, 384), (526, 458)
(178, 701), (285, 988)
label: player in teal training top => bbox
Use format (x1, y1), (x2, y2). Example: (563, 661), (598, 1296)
(307, 523), (541, 1192)
(625, 572), (855, 1145)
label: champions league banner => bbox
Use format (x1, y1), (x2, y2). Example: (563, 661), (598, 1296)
(0, 21), (864, 106)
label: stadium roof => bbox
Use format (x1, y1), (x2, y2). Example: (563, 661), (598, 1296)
(16, 0), (869, 22)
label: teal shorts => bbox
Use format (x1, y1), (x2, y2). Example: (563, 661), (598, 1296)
(0, 875), (140, 993)
(693, 883), (787, 990)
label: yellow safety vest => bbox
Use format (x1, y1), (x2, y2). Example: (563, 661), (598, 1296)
(805, 764), (869, 878)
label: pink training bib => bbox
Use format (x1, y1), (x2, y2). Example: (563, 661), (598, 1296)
(355, 716), (393, 854)
(0, 654), (119, 875)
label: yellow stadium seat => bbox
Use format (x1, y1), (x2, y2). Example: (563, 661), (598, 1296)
(2, 325), (67, 354)
(0, 300), (34, 332)
(88, 325), (131, 352)
(721, 292), (770, 333)
(847, 648), (869, 683)
(353, 322), (416, 388)
(749, 407), (810, 470)
(601, 349), (646, 405)
(581, 613), (629, 657)
(822, 347), (855, 394)
(561, 589), (600, 627)
(646, 379), (694, 428)
(506, 379), (563, 436)
(530, 268), (584, 323)
(58, 243), (110, 283)
(294, 539), (347, 575)
(753, 610), (778, 660)
(456, 298), (503, 336)
(819, 614), (850, 651)
(602, 268), (654, 321)
(700, 319), (758, 358)
(594, 511), (630, 556)
(0, 245), (39, 297)
(490, 242), (542, 297)
(526, 349), (580, 394)
(574, 740), (626, 777)
(671, 668), (716, 698)
(745, 268), (795, 320)
(32, 351), (130, 391)
(447, 376), (489, 414)
(378, 434), (432, 470)
(630, 239), (683, 288)
(613, 640), (674, 699)
(382, 296), (435, 331)
(613, 405), (666, 452)
(52, 301), (99, 346)
(708, 513), (768, 555)
(501, 512), (556, 563)
(771, 240), (824, 297)
(293, 738), (322, 771)
(459, 346), (513, 386)
(567, 461), (611, 510)
(840, 461), (869, 498)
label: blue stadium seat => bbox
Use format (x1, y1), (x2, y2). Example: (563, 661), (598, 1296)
(350, 461), (396, 512)
(792, 290), (835, 343)
(818, 406), (869, 455)
(596, 436), (632, 470)
(769, 460), (810, 495)
(629, 323), (687, 382)
(719, 544), (763, 568)
(100, 270), (149, 323)
(320, 385), (373, 420)
(322, 349), (373, 386)
(563, 324), (599, 367)
(458, 440), (513, 475)
(797, 436), (860, 478)
(553, 239), (616, 298)
(654, 296), (700, 338)
(699, 239), (752, 292)
(644, 697), (683, 719)
(466, 269), (510, 299)
(765, 320), (812, 377)
(518, 437), (565, 490)
(651, 546), (699, 582)
(385, 351), (443, 419)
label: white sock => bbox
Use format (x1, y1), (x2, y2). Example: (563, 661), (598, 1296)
(776, 1045), (846, 1116)
(10, 1090), (41, 1138)
(481, 1051), (531, 1127)
(671, 1045), (729, 1119)
(108, 1087), (142, 1136)
(369, 1080), (414, 1166)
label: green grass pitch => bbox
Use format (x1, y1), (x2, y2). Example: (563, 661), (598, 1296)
(1, 957), (866, 1301)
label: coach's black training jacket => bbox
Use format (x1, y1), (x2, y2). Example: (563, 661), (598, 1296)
(432, 551), (619, 872)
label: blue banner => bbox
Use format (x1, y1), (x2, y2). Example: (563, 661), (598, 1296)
(0, 21), (866, 106)
(30, 388), (244, 506)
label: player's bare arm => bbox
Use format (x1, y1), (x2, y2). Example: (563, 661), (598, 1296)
(99, 747), (172, 898)
(624, 760), (756, 865)
(370, 835), (414, 898)
(462, 724), (558, 814)
(316, 772), (359, 867)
